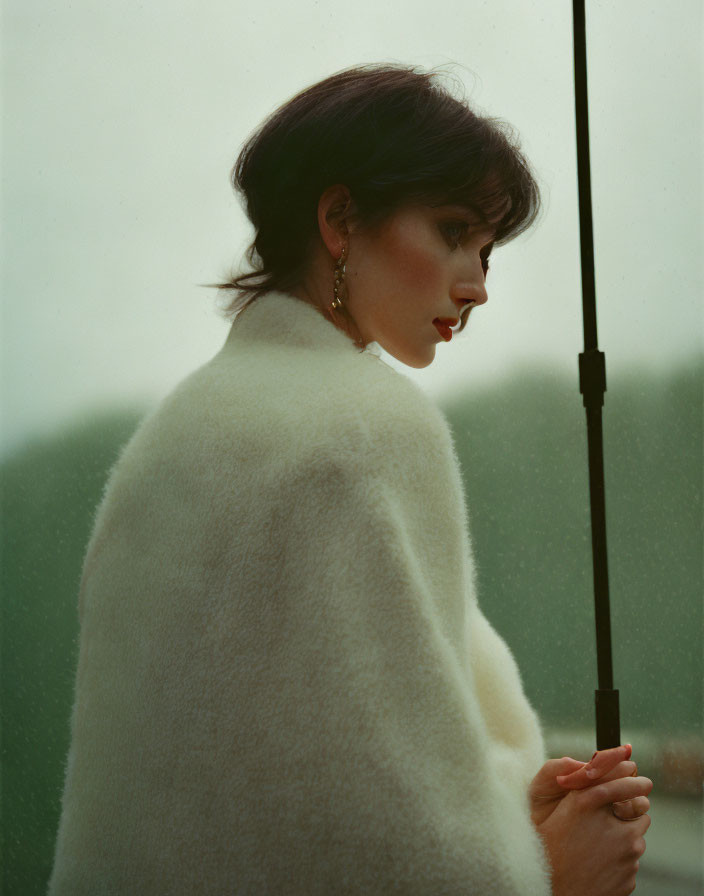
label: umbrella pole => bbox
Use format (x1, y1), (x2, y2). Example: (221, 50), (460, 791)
(572, 0), (621, 750)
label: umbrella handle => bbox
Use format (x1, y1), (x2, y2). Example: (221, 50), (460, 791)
(596, 688), (621, 751)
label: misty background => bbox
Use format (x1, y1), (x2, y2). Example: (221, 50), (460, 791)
(2, 0), (702, 893)
(1, 0), (701, 456)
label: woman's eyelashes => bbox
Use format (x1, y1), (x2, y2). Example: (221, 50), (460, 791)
(441, 221), (492, 276)
(441, 220), (470, 247)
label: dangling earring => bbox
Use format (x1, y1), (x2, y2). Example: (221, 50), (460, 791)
(331, 244), (347, 312)
(329, 242), (364, 351)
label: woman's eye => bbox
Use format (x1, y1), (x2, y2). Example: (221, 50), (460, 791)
(441, 221), (492, 275)
(441, 221), (470, 246)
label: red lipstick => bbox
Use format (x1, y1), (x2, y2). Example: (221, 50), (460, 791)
(433, 318), (459, 342)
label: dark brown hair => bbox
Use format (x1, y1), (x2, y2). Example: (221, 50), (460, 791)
(202, 62), (543, 337)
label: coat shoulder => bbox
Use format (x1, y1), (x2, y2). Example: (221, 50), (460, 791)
(116, 344), (454, 481)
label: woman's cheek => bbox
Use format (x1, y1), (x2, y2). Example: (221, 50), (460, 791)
(393, 239), (442, 291)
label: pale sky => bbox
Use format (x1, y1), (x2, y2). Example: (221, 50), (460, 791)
(1, 0), (701, 458)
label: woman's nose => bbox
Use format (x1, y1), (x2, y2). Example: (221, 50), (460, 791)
(462, 289), (488, 307)
(455, 283), (488, 308)
(453, 253), (490, 309)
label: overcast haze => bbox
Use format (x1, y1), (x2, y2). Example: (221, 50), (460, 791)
(1, 0), (701, 458)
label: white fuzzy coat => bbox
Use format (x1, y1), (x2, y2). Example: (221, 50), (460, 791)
(48, 290), (554, 894)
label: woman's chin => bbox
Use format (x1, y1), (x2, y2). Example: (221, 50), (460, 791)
(383, 342), (437, 369)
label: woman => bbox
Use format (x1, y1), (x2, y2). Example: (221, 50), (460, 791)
(48, 63), (652, 894)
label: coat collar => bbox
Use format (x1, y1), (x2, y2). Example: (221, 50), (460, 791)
(224, 290), (382, 357)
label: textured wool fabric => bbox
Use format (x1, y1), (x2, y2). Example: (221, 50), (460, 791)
(48, 291), (554, 895)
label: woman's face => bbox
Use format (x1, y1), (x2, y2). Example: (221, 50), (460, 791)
(345, 201), (496, 368)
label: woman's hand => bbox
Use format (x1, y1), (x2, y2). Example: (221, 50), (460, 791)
(534, 774), (653, 896)
(529, 744), (649, 826)
(553, 744), (650, 822)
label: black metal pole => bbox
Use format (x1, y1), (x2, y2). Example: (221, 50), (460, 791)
(572, 0), (621, 750)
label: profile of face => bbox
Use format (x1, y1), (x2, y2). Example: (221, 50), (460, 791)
(294, 185), (498, 369)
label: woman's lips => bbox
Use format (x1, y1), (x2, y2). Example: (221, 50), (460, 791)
(433, 318), (458, 342)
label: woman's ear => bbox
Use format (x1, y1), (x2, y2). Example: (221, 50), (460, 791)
(317, 184), (354, 257)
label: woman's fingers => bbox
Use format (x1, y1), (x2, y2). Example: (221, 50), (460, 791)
(556, 745), (632, 789)
(611, 796), (651, 819)
(599, 761), (638, 783)
(558, 759), (638, 789)
(579, 775), (654, 812)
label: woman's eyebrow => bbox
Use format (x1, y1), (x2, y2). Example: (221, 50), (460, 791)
(431, 204), (498, 245)
(443, 205), (498, 238)
(441, 203), (480, 219)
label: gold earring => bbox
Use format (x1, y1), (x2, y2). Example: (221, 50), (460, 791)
(331, 244), (347, 311)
